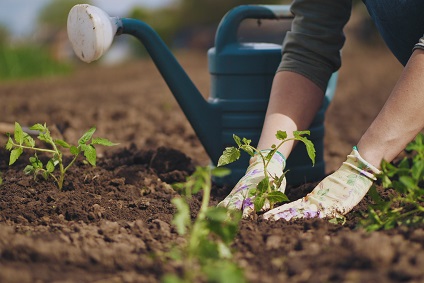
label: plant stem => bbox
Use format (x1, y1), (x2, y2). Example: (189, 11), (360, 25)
(188, 168), (211, 259)
(11, 142), (56, 154)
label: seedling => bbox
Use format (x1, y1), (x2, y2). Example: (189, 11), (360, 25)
(5, 122), (117, 190)
(217, 130), (315, 212)
(164, 166), (245, 283)
(360, 133), (424, 231)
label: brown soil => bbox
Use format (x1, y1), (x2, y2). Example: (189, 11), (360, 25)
(1, 13), (424, 283)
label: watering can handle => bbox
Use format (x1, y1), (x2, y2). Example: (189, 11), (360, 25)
(215, 5), (293, 52)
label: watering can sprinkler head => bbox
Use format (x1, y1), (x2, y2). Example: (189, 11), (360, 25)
(67, 4), (121, 63)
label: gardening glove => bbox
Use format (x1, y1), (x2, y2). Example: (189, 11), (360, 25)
(263, 146), (381, 221)
(217, 149), (286, 219)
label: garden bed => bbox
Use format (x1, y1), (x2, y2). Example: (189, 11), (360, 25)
(1, 32), (423, 282)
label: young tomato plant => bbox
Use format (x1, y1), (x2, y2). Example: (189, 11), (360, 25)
(360, 133), (424, 231)
(164, 166), (245, 283)
(5, 122), (117, 190)
(217, 130), (315, 212)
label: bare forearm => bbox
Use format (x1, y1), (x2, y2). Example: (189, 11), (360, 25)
(258, 71), (324, 157)
(358, 49), (424, 167)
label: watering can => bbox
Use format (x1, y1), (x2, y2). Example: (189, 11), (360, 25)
(67, 4), (338, 186)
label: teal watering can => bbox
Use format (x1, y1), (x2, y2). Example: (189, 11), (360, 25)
(67, 4), (338, 186)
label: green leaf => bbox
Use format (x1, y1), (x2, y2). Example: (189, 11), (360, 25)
(203, 261), (245, 283)
(274, 172), (287, 188)
(83, 145), (97, 166)
(254, 196), (266, 212)
(29, 155), (43, 169)
(171, 197), (190, 235)
(91, 137), (118, 147)
(264, 149), (276, 161)
(406, 133), (424, 155)
(5, 136), (13, 151)
(241, 137), (251, 146)
(78, 127), (96, 145)
(14, 122), (24, 145)
(267, 191), (289, 203)
(256, 177), (269, 194)
(23, 165), (35, 175)
(399, 176), (416, 190)
(70, 146), (79, 155)
(205, 206), (230, 222)
(42, 170), (49, 180)
(217, 147), (240, 167)
(411, 160), (424, 181)
(33, 123), (51, 143)
(178, 166), (210, 196)
(293, 130), (310, 138)
(55, 139), (71, 148)
(211, 167), (231, 178)
(240, 145), (255, 157)
(29, 123), (46, 132)
(368, 185), (384, 205)
(9, 148), (23, 165)
(205, 207), (241, 244)
(275, 130), (287, 140)
(328, 216), (346, 225)
(295, 135), (316, 166)
(23, 133), (35, 147)
(233, 134), (241, 147)
(216, 242), (233, 259)
(46, 159), (56, 173)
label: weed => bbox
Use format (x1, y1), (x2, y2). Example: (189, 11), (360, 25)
(164, 166), (245, 283)
(5, 122), (117, 190)
(360, 133), (424, 231)
(217, 130), (315, 212)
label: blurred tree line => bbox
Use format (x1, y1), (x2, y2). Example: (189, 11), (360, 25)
(34, 0), (378, 55)
(127, 0), (378, 51)
(1, 0), (379, 73)
(129, 0), (290, 50)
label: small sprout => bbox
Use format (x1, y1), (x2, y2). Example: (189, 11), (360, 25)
(5, 122), (118, 190)
(218, 130), (316, 213)
(167, 166), (244, 283)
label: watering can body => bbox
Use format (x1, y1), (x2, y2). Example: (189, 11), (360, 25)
(207, 5), (337, 185)
(67, 4), (338, 186)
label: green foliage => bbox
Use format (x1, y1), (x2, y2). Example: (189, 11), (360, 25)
(360, 133), (424, 231)
(5, 122), (117, 190)
(165, 166), (245, 283)
(38, 0), (90, 28)
(0, 45), (72, 81)
(218, 130), (315, 213)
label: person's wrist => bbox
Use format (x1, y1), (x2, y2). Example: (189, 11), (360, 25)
(351, 146), (381, 179)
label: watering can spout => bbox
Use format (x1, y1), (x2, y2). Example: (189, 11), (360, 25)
(67, 4), (220, 162)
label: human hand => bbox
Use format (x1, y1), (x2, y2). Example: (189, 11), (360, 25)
(263, 146), (381, 221)
(217, 150), (286, 218)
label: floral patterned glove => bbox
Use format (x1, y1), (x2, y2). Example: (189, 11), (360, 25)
(217, 149), (286, 218)
(263, 146), (381, 221)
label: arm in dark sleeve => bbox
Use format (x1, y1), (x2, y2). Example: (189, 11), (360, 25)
(278, 0), (352, 91)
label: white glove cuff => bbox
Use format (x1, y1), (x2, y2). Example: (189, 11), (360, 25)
(344, 147), (381, 180)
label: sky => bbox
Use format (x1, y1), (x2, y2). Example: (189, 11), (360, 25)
(0, 0), (174, 38)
